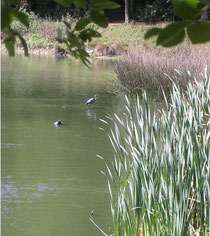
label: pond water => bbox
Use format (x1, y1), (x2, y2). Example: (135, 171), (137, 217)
(1, 54), (125, 236)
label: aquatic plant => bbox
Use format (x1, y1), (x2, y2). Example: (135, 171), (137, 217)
(98, 69), (210, 235)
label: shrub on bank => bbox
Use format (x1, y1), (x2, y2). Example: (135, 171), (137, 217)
(10, 11), (67, 50)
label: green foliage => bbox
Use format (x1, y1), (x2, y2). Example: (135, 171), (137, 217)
(53, 0), (74, 7)
(172, 0), (200, 19)
(73, 0), (87, 8)
(90, 9), (108, 28)
(145, 0), (210, 46)
(2, 0), (210, 59)
(75, 17), (92, 31)
(1, 0), (119, 62)
(1, 6), (14, 29)
(54, 0), (119, 65)
(144, 27), (161, 39)
(92, 0), (120, 9)
(10, 8), (29, 28)
(156, 21), (189, 47)
(1, 0), (29, 56)
(21, 1), (85, 20)
(100, 70), (210, 235)
(4, 35), (15, 56)
(135, 0), (174, 23)
(187, 21), (210, 43)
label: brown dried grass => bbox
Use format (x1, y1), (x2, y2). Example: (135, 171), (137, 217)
(115, 44), (210, 100)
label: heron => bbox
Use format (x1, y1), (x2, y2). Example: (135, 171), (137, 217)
(86, 94), (98, 106)
(54, 120), (62, 126)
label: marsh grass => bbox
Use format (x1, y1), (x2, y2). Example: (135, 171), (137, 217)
(98, 70), (210, 235)
(115, 46), (210, 100)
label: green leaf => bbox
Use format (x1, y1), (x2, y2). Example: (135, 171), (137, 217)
(67, 32), (83, 47)
(157, 22), (189, 47)
(90, 9), (108, 28)
(78, 48), (90, 57)
(144, 27), (162, 39)
(92, 0), (120, 9)
(16, 33), (29, 56)
(53, 0), (73, 7)
(79, 31), (91, 42)
(90, 7), (104, 15)
(1, 6), (14, 29)
(69, 50), (80, 59)
(11, 9), (29, 28)
(4, 35), (15, 56)
(75, 17), (92, 31)
(11, 0), (21, 4)
(172, 0), (201, 19)
(73, 0), (87, 8)
(187, 22), (210, 44)
(84, 28), (102, 37)
(63, 20), (71, 29)
(79, 28), (102, 42)
(77, 51), (91, 66)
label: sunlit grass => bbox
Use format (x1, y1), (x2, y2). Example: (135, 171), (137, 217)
(89, 23), (166, 50)
(98, 69), (210, 235)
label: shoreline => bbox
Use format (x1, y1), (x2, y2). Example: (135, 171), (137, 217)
(1, 46), (122, 60)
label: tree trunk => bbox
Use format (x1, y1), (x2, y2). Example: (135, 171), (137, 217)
(125, 0), (130, 23)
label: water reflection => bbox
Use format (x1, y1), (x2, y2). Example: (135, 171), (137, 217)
(85, 108), (97, 121)
(2, 143), (23, 148)
(2, 176), (77, 202)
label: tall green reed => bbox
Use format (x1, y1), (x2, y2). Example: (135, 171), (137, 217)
(99, 69), (209, 235)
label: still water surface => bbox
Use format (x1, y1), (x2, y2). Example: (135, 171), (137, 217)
(1, 54), (124, 236)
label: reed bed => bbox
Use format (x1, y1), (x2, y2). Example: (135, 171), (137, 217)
(114, 45), (210, 100)
(98, 70), (210, 235)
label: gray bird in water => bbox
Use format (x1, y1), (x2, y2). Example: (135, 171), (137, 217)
(54, 120), (62, 126)
(86, 94), (98, 106)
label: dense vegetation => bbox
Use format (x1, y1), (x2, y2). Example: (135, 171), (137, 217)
(99, 71), (210, 235)
(113, 44), (210, 99)
(18, 0), (174, 22)
(2, 0), (210, 58)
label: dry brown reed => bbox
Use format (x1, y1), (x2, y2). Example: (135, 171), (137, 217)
(115, 44), (210, 100)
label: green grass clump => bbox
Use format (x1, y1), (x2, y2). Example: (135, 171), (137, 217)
(99, 69), (210, 235)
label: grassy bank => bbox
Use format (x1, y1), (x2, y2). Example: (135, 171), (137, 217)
(4, 16), (208, 55)
(5, 15), (160, 53)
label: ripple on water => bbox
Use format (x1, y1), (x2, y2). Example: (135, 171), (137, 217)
(1, 176), (78, 204)
(1, 143), (23, 148)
